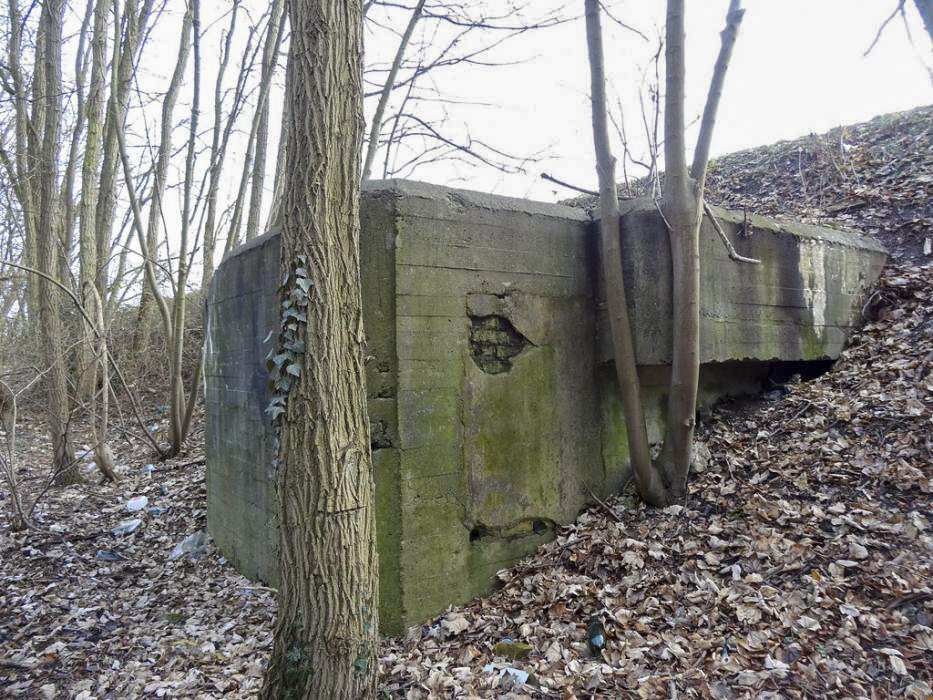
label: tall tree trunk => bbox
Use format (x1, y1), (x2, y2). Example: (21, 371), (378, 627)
(360, 0), (425, 182)
(260, 0), (379, 696)
(200, 0), (263, 287)
(244, 0), (285, 242)
(265, 59), (292, 233)
(914, 0), (933, 44)
(654, 0), (698, 503)
(23, 5), (47, 325)
(167, 0), (201, 456)
(224, 4), (286, 252)
(132, 2), (194, 354)
(77, 0), (109, 402)
(95, 0), (154, 305)
(654, 0), (743, 503)
(583, 0), (663, 504)
(36, 0), (80, 485)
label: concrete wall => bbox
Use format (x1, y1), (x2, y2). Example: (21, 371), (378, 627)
(204, 180), (885, 634)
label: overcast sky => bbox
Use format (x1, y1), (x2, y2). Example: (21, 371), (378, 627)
(382, 0), (932, 201)
(94, 0), (932, 282)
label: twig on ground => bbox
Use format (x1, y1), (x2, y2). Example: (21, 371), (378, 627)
(770, 400), (814, 440)
(585, 485), (623, 524)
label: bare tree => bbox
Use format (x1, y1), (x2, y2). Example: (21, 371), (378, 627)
(95, 0), (156, 306)
(34, 0), (81, 485)
(584, 0), (659, 502)
(866, 0), (933, 53)
(243, 0), (286, 242)
(76, 0), (110, 401)
(916, 0), (933, 42)
(199, 0), (264, 285)
(361, 0), (426, 181)
(260, 0), (378, 695)
(586, 0), (745, 506)
(131, 0), (195, 352)
(113, 0), (202, 456)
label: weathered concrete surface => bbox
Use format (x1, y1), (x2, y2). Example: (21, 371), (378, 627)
(204, 180), (885, 634)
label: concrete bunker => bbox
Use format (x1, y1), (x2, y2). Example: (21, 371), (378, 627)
(204, 180), (886, 634)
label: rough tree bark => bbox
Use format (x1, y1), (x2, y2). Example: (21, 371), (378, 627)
(259, 0), (379, 696)
(35, 0), (80, 485)
(77, 0), (109, 402)
(583, 0), (664, 504)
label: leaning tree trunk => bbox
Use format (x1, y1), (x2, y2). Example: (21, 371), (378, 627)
(583, 0), (665, 505)
(260, 0), (379, 697)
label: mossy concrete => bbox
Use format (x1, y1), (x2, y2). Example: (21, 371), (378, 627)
(204, 180), (885, 634)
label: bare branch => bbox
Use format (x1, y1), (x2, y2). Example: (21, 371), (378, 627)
(540, 172), (596, 196)
(362, 0), (426, 182)
(864, 0), (906, 56)
(703, 202), (760, 265)
(690, 0), (744, 193)
(0, 259), (164, 457)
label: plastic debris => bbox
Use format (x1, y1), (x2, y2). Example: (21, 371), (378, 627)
(95, 550), (127, 562)
(142, 464), (155, 477)
(483, 663), (529, 685)
(111, 519), (142, 536)
(586, 618), (606, 656)
(126, 496), (149, 512)
(169, 530), (209, 560)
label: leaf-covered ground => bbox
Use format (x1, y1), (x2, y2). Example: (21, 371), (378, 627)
(1, 106), (931, 698)
(380, 262), (932, 698)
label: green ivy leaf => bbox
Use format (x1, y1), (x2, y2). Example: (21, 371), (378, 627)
(265, 405), (286, 419)
(352, 653), (369, 676)
(275, 374), (293, 391)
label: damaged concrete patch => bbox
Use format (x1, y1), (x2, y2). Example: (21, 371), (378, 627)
(468, 517), (555, 542)
(469, 314), (530, 374)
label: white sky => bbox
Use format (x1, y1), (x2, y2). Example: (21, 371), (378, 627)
(374, 0), (932, 201)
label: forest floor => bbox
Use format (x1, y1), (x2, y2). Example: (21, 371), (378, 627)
(1, 107), (931, 699)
